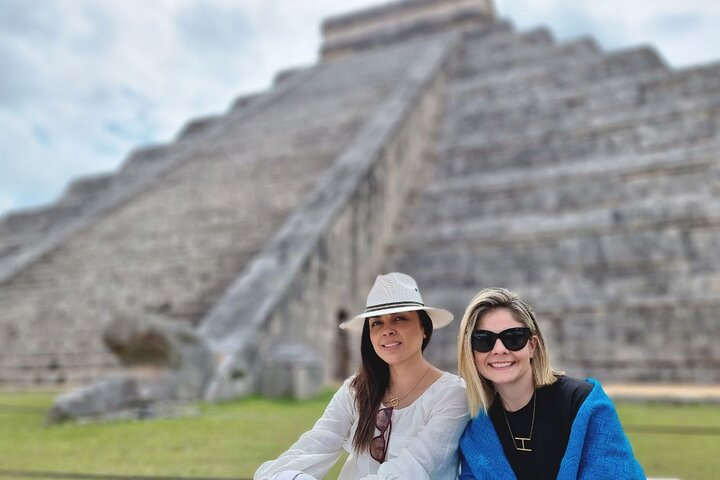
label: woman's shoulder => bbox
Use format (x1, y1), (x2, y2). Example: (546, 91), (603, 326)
(335, 375), (358, 400)
(435, 370), (467, 389)
(421, 370), (467, 402)
(544, 375), (594, 421)
(554, 375), (594, 396)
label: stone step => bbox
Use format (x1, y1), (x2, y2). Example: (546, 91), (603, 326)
(58, 173), (114, 207)
(439, 101), (720, 174)
(394, 208), (720, 274)
(563, 361), (720, 384)
(0, 364), (124, 386)
(6, 239), (259, 272)
(427, 255), (720, 300)
(427, 139), (719, 188)
(415, 145), (720, 219)
(461, 18), (515, 42)
(458, 37), (600, 80)
(450, 47), (666, 104)
(452, 62), (720, 131)
(0, 350), (119, 384)
(550, 310), (719, 367)
(314, 38), (434, 86)
(4, 172), (119, 244)
(0, 324), (110, 353)
(237, 86), (392, 129)
(118, 144), (178, 176)
(462, 26), (553, 59)
(393, 225), (720, 287)
(175, 114), (223, 141)
(448, 76), (720, 142)
(229, 91), (263, 112)
(394, 192), (720, 249)
(273, 65), (312, 86)
(8, 226), (284, 274)
(0, 258), (254, 309)
(0, 204), (83, 243)
(0, 350), (115, 369)
(178, 87), (379, 146)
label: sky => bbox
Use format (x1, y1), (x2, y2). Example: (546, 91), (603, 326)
(1, 0), (719, 217)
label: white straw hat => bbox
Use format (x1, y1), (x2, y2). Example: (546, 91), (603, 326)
(339, 272), (454, 331)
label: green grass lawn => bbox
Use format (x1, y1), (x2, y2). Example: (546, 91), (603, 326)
(617, 402), (720, 480)
(0, 390), (346, 479)
(0, 391), (718, 479)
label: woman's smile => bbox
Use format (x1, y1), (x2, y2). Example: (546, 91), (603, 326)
(488, 360), (515, 369)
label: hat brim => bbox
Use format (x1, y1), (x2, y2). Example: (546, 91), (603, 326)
(339, 305), (454, 332)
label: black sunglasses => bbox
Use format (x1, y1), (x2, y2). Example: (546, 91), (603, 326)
(471, 327), (532, 353)
(371, 406), (393, 463)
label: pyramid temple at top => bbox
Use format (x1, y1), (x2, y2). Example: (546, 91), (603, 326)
(1, 0), (719, 417)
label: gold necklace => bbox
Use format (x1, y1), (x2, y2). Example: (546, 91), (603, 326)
(385, 365), (432, 407)
(502, 391), (536, 452)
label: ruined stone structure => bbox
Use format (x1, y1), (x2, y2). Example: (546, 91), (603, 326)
(1, 0), (719, 419)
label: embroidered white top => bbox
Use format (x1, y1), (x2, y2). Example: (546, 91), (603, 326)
(254, 372), (469, 480)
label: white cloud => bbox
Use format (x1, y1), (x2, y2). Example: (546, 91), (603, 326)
(0, 191), (16, 214)
(494, 0), (720, 66)
(0, 0), (718, 217)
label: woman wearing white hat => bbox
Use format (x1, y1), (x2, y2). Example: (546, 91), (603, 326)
(255, 272), (469, 480)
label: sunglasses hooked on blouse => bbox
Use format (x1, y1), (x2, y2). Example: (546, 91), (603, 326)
(371, 406), (393, 463)
(471, 327), (532, 353)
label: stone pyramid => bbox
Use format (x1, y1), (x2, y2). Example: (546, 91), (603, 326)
(1, 0), (718, 419)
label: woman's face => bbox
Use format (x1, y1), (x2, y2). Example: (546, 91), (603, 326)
(473, 308), (536, 391)
(368, 310), (425, 367)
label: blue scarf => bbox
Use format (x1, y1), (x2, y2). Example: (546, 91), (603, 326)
(459, 379), (645, 479)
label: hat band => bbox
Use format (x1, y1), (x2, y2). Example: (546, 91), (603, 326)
(364, 301), (425, 313)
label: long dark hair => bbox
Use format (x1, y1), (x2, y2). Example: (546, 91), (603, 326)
(350, 310), (434, 453)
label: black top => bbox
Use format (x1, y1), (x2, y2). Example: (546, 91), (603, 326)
(488, 376), (593, 480)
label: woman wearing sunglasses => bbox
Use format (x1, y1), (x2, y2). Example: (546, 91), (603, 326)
(456, 288), (644, 480)
(255, 272), (469, 480)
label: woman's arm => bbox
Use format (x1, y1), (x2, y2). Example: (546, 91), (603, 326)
(254, 379), (355, 480)
(576, 401), (645, 479)
(559, 380), (645, 480)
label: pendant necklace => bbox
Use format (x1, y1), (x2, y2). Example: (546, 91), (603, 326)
(385, 365), (432, 407)
(502, 390), (536, 452)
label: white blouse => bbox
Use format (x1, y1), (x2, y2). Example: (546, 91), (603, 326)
(254, 372), (469, 480)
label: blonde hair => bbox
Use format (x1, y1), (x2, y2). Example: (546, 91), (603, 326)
(457, 287), (561, 417)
